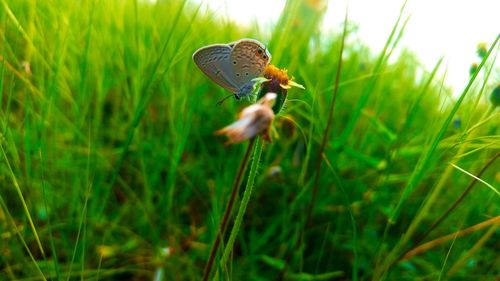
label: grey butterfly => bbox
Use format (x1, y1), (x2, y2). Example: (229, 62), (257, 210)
(192, 38), (272, 103)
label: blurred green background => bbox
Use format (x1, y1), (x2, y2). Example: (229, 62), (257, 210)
(0, 0), (498, 280)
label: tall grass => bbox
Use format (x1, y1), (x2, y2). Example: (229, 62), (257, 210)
(1, 0), (498, 280)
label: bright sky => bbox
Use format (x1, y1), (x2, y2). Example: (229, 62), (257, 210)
(194, 0), (499, 95)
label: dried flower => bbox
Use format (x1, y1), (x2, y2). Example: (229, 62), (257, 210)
(257, 65), (305, 114)
(216, 93), (277, 143)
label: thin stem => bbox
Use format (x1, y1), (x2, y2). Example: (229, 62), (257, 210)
(202, 138), (256, 281)
(215, 137), (263, 279)
(306, 3), (348, 231)
(447, 222), (498, 276)
(275, 10), (348, 281)
(395, 152), (499, 263)
(401, 216), (500, 260)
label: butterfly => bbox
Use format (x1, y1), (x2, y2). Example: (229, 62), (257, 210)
(192, 38), (272, 104)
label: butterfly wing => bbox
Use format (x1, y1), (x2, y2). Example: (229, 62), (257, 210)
(192, 44), (239, 93)
(230, 39), (272, 86)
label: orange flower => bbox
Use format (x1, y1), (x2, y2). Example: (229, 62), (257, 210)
(263, 65), (304, 90)
(258, 65), (304, 114)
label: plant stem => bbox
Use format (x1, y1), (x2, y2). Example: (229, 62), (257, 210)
(275, 10), (349, 281)
(401, 216), (500, 260)
(202, 138), (256, 281)
(214, 137), (263, 279)
(305, 9), (348, 227)
(447, 222), (498, 276)
(396, 152), (499, 263)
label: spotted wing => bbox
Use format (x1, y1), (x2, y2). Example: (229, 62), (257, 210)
(230, 39), (271, 86)
(192, 44), (238, 93)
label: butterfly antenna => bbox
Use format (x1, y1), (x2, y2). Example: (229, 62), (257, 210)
(216, 94), (235, 106)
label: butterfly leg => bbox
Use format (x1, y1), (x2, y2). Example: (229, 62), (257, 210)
(216, 93), (238, 105)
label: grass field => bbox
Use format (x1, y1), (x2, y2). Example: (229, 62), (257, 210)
(1, 0), (499, 280)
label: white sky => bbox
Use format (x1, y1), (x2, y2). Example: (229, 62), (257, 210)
(193, 0), (499, 95)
